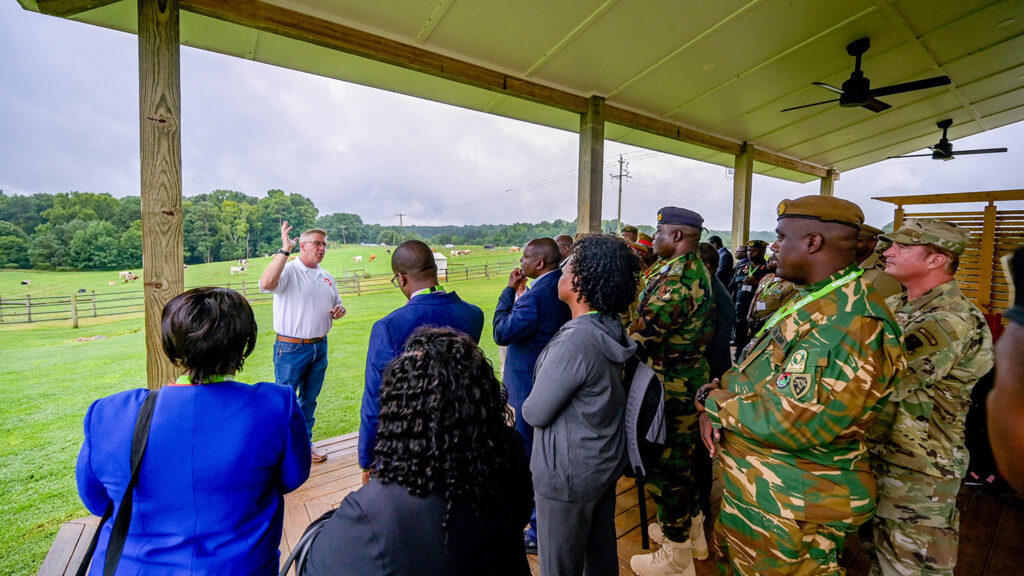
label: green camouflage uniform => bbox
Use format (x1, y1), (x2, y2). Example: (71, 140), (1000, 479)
(867, 280), (993, 576)
(705, 265), (904, 575)
(628, 250), (715, 541)
(747, 272), (798, 336)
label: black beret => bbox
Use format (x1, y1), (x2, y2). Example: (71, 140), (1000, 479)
(657, 206), (703, 228)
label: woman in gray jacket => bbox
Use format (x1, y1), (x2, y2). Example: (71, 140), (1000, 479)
(522, 234), (642, 576)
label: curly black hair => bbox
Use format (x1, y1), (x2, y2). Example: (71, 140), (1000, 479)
(568, 234), (642, 316)
(373, 327), (515, 532)
(161, 287), (257, 384)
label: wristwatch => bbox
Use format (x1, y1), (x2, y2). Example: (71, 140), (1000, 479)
(696, 386), (712, 408)
(277, 249), (291, 257)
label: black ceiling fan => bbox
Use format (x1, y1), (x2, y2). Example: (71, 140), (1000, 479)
(781, 37), (952, 113)
(888, 119), (1009, 161)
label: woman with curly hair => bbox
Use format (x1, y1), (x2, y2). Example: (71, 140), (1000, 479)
(522, 234), (642, 576)
(304, 327), (533, 576)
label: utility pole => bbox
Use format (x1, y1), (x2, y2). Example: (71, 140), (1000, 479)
(610, 155), (631, 235)
(339, 224), (346, 245)
(395, 213), (406, 242)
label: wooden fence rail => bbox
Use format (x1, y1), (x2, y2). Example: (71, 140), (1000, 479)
(0, 259), (519, 327)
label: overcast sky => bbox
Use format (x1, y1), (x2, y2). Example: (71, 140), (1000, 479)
(3, 3), (1023, 232)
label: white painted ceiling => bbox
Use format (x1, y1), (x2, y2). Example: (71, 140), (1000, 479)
(19, 0), (1024, 183)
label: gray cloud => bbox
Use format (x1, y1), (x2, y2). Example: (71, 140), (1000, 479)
(3, 2), (1022, 232)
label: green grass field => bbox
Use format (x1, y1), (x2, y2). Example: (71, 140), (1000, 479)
(0, 245), (518, 575)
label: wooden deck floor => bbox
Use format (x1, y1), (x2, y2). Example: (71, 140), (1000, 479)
(40, 432), (1024, 575)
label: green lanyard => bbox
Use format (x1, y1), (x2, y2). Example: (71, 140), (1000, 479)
(173, 374), (228, 385)
(754, 268), (864, 339)
(643, 253), (686, 280)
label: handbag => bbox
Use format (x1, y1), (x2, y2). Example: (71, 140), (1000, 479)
(74, 389), (161, 576)
(277, 509), (334, 576)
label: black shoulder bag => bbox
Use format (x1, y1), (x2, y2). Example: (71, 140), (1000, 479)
(75, 389), (160, 576)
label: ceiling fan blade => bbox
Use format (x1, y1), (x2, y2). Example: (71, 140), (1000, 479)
(781, 98), (840, 112)
(887, 153), (935, 159)
(869, 76), (952, 98)
(951, 148), (1009, 156)
(812, 82), (844, 95)
(862, 98), (892, 113)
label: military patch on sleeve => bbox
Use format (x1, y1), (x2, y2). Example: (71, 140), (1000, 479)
(785, 350), (807, 373)
(771, 326), (787, 348)
(776, 372), (791, 388)
(790, 373), (813, 399)
(904, 319), (952, 359)
(657, 285), (674, 302)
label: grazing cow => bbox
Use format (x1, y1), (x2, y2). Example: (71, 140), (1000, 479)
(118, 270), (132, 281)
(369, 254), (376, 263)
(20, 280), (30, 286)
(509, 246), (521, 254)
(230, 266), (246, 275)
(352, 255), (363, 263)
(451, 250), (458, 256)
(78, 288), (87, 293)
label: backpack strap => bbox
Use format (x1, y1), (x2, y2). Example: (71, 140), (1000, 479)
(102, 389), (160, 576)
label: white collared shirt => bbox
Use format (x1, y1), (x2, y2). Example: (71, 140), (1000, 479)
(262, 258), (342, 339)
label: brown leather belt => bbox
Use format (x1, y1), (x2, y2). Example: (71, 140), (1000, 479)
(277, 335), (324, 345)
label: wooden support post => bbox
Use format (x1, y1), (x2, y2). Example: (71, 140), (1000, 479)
(26, 294), (32, 323)
(139, 0), (184, 390)
(577, 95), (605, 234)
(731, 143), (754, 252)
(91, 290), (97, 317)
(819, 169), (836, 197)
(977, 202), (998, 314)
(71, 292), (79, 329)
(893, 206), (905, 231)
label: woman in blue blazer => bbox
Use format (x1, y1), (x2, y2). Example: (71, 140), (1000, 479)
(76, 287), (311, 575)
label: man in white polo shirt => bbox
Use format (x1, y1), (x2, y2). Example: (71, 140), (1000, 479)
(260, 221), (346, 463)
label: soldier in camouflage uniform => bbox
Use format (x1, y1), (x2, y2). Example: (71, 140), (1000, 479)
(867, 219), (994, 576)
(729, 240), (770, 359)
(696, 196), (904, 576)
(628, 207), (715, 576)
(859, 223), (903, 301)
(746, 255), (798, 337)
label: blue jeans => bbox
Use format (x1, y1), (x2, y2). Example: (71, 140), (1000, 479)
(273, 338), (328, 442)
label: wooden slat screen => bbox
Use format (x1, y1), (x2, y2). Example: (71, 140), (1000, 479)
(902, 208), (1023, 316)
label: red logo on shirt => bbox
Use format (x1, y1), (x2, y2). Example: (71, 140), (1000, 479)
(323, 278), (333, 287)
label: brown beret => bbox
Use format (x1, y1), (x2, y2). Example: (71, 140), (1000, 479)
(777, 195), (863, 229)
(746, 240), (768, 248)
(858, 223), (884, 240)
(622, 225), (639, 234)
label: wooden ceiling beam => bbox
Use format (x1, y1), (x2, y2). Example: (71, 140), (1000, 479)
(603, 106), (742, 156)
(179, 0), (829, 178)
(874, 190), (1024, 206)
(36, 0), (119, 18)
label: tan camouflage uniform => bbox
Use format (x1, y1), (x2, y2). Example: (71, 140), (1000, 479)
(861, 251), (903, 302)
(705, 264), (904, 575)
(867, 280), (993, 576)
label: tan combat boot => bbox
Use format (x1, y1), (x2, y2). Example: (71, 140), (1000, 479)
(646, 514), (707, 561)
(690, 512), (708, 560)
(629, 538), (695, 576)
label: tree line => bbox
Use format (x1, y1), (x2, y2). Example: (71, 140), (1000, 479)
(0, 188), (766, 271)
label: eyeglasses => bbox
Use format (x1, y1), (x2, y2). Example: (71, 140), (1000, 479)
(391, 273), (401, 288)
(304, 241), (329, 249)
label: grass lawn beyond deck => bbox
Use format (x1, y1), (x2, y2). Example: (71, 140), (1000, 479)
(0, 249), (515, 576)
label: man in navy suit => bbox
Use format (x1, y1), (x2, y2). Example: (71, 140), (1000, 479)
(359, 240), (484, 484)
(493, 237), (571, 551)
